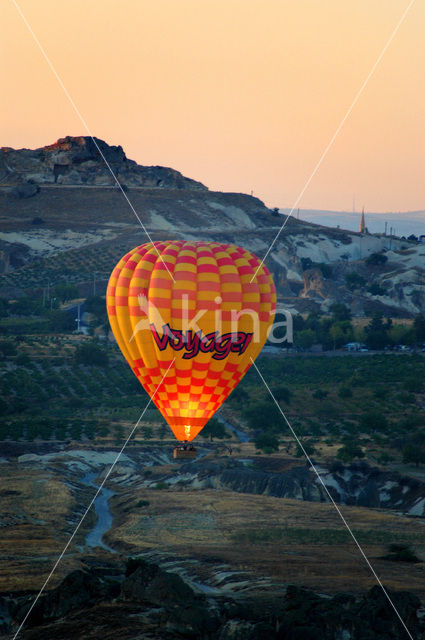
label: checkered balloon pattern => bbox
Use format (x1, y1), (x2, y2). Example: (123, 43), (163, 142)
(107, 241), (276, 442)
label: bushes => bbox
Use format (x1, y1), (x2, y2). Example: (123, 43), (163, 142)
(154, 481), (168, 490)
(345, 272), (366, 291)
(254, 432), (279, 454)
(272, 385), (292, 404)
(383, 544), (420, 563)
(300, 258), (332, 278)
(48, 310), (76, 332)
(74, 342), (109, 367)
(337, 441), (365, 462)
(403, 377), (424, 393)
(312, 389), (328, 400)
(295, 440), (315, 458)
(360, 411), (388, 433)
(366, 252), (388, 266)
(0, 340), (17, 356)
(338, 385), (352, 398)
(243, 401), (283, 433)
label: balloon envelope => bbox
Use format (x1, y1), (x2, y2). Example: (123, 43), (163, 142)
(107, 241), (276, 441)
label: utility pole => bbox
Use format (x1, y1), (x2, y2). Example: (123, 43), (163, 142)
(384, 221), (388, 236)
(75, 304), (81, 333)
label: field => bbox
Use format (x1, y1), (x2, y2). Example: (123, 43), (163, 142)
(107, 482), (425, 597)
(1, 337), (425, 611)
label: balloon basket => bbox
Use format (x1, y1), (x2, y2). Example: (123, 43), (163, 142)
(173, 445), (197, 460)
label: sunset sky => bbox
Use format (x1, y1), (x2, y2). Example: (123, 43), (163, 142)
(1, 0), (424, 213)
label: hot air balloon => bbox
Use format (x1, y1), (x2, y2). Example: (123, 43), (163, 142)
(107, 241), (276, 458)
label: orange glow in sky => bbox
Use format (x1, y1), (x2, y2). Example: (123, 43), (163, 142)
(1, 0), (424, 212)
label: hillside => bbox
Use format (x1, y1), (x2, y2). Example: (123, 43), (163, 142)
(1, 137), (425, 638)
(0, 136), (424, 319)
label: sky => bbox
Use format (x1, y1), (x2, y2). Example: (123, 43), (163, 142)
(1, 0), (424, 214)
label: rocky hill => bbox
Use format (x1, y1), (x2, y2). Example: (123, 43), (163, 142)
(0, 136), (424, 318)
(0, 136), (206, 190)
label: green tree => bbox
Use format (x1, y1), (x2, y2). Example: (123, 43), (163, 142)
(337, 441), (365, 462)
(243, 401), (282, 433)
(389, 324), (413, 346)
(345, 272), (366, 291)
(360, 411), (388, 433)
(15, 353), (32, 366)
(0, 398), (9, 417)
(53, 283), (79, 303)
(48, 310), (76, 333)
(75, 342), (109, 367)
(201, 418), (227, 441)
(365, 312), (389, 349)
(158, 423), (168, 440)
(114, 424), (124, 444)
(228, 386), (249, 404)
(403, 377), (424, 393)
(329, 325), (345, 350)
(365, 252), (388, 266)
(402, 443), (425, 466)
(295, 440), (315, 458)
(10, 297), (44, 316)
(273, 385), (292, 404)
(0, 340), (17, 356)
(142, 426), (153, 439)
(312, 389), (328, 400)
(84, 295), (106, 317)
(338, 385), (353, 398)
(254, 432), (279, 454)
(296, 329), (315, 350)
(0, 298), (9, 318)
(414, 313), (425, 342)
(330, 303), (351, 322)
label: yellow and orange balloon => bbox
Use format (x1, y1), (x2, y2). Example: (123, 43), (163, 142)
(107, 241), (276, 442)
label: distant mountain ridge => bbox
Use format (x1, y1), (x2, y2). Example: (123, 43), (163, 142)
(280, 208), (425, 237)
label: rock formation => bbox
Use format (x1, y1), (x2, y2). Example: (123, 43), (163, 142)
(0, 136), (207, 191)
(1, 559), (422, 639)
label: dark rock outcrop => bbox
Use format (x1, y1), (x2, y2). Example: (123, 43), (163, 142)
(121, 559), (220, 638)
(2, 561), (423, 640)
(13, 569), (119, 629)
(0, 136), (207, 191)
(175, 459), (425, 515)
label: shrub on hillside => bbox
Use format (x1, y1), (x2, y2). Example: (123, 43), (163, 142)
(74, 342), (109, 367)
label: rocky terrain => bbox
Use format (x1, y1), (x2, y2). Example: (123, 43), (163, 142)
(17, 446), (425, 516)
(1, 443), (425, 639)
(0, 136), (206, 190)
(0, 136), (424, 317)
(2, 558), (423, 640)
